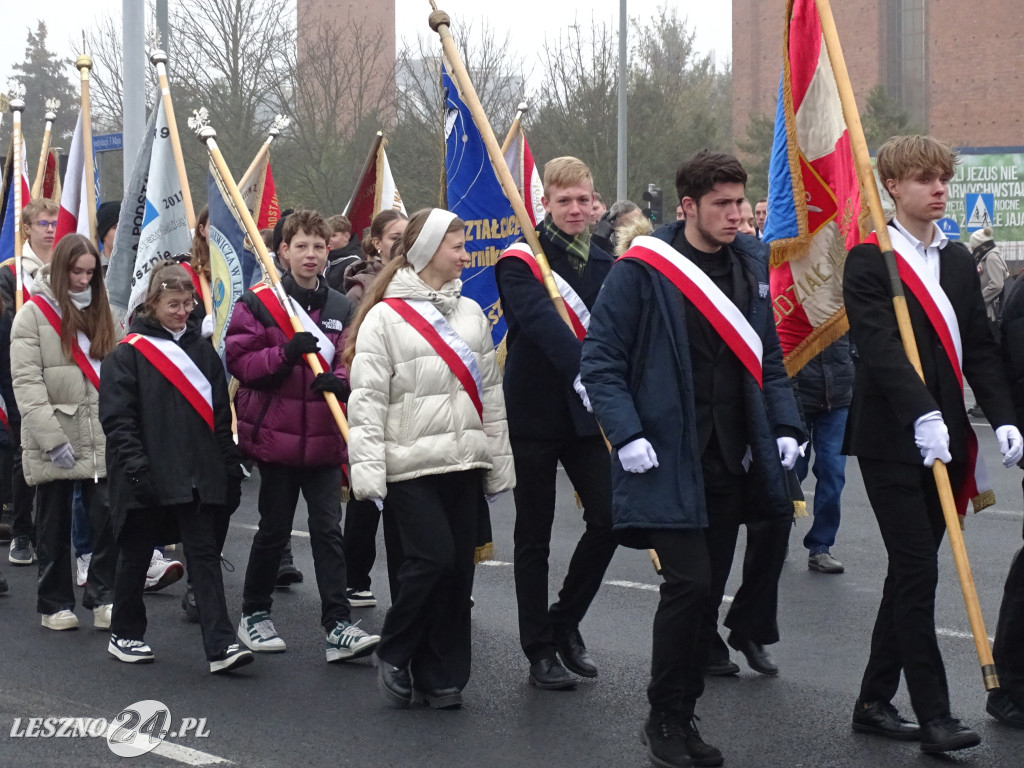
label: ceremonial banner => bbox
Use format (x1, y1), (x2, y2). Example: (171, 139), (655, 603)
(41, 147), (62, 201)
(207, 165), (259, 360)
(345, 132), (406, 241)
(763, 0), (863, 376)
(240, 151), (281, 231)
(53, 112), (94, 247)
(0, 141), (31, 262)
(503, 124), (544, 227)
(105, 99), (192, 318)
(443, 65), (518, 347)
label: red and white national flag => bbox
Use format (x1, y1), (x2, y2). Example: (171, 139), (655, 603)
(503, 124), (544, 227)
(241, 151), (281, 231)
(53, 112), (93, 247)
(41, 147), (62, 201)
(345, 133), (406, 241)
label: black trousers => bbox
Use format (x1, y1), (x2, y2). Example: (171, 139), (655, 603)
(36, 479), (114, 614)
(10, 422), (36, 539)
(377, 470), (480, 692)
(511, 435), (617, 663)
(242, 463), (349, 629)
(858, 457), (962, 723)
(993, 479), (1024, 694)
(343, 497), (403, 599)
(112, 499), (235, 659)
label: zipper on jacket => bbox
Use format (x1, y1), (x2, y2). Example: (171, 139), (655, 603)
(87, 395), (99, 482)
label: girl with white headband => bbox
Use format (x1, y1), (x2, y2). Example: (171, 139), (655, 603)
(345, 207), (515, 709)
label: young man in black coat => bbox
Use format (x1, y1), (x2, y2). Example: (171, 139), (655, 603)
(581, 151), (803, 768)
(495, 156), (617, 690)
(843, 135), (1022, 753)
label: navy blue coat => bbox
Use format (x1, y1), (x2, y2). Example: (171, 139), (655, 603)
(580, 222), (803, 544)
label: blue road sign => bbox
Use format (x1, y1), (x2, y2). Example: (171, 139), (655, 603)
(965, 192), (995, 232)
(937, 217), (961, 240)
(92, 132), (124, 153)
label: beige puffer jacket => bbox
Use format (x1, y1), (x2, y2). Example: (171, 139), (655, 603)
(11, 266), (121, 485)
(348, 266), (515, 500)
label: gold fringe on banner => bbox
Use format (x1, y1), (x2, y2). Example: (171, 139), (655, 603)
(783, 309), (850, 377)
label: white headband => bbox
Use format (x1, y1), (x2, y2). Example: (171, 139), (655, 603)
(406, 209), (459, 272)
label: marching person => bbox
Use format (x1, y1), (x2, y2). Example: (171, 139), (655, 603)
(347, 208), (514, 709)
(495, 156), (618, 690)
(344, 210), (408, 305)
(226, 209), (380, 664)
(844, 135), (1021, 753)
(581, 151), (802, 768)
(10, 234), (119, 631)
(100, 261), (251, 672)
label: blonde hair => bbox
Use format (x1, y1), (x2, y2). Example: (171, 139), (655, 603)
(876, 135), (959, 191)
(542, 156), (593, 197)
(20, 199), (59, 237)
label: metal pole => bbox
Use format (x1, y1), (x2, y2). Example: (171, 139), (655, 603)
(616, 0), (627, 201)
(156, 0), (170, 62)
(122, 0), (146, 191)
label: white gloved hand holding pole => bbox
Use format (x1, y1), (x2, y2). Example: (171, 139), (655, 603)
(914, 411), (952, 467)
(776, 437), (799, 470)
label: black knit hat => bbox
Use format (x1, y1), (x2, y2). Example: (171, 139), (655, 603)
(97, 201), (121, 243)
(272, 209), (295, 252)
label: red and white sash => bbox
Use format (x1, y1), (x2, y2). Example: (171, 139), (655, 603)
(251, 282), (336, 371)
(180, 262), (205, 298)
(0, 395), (8, 430)
(620, 236), (764, 387)
(29, 295), (102, 390)
(122, 333), (215, 430)
(499, 245), (591, 341)
(865, 227), (992, 514)
(382, 298), (484, 421)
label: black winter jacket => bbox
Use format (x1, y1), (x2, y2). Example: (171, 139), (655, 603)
(793, 334), (854, 414)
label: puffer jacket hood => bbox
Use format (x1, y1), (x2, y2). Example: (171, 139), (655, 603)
(343, 258), (384, 305)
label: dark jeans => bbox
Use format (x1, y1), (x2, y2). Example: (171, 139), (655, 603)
(858, 457), (961, 723)
(647, 529), (711, 714)
(795, 406), (848, 554)
(71, 483), (93, 558)
(993, 479), (1024, 694)
(10, 422), (36, 540)
(343, 497), (403, 599)
(112, 500), (235, 659)
(242, 463), (349, 630)
(378, 470), (480, 692)
(511, 435), (617, 663)
(36, 479), (115, 614)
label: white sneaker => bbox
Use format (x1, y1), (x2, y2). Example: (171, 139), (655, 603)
(325, 620), (380, 662)
(144, 550), (185, 592)
(76, 553), (92, 587)
(108, 634), (155, 663)
(42, 610), (80, 630)
(237, 611), (287, 652)
(93, 604), (112, 630)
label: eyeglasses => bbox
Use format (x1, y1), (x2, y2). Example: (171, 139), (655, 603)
(164, 299), (197, 313)
(32, 220), (58, 230)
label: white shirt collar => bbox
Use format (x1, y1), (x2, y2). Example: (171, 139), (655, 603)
(893, 218), (947, 279)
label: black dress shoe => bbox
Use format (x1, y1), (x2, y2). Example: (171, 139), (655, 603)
(851, 699), (920, 740)
(919, 714), (980, 753)
(704, 656), (740, 677)
(726, 632), (778, 676)
(987, 689), (1024, 729)
(529, 657), (576, 690)
(413, 686), (462, 710)
(377, 656), (412, 708)
(556, 628), (597, 678)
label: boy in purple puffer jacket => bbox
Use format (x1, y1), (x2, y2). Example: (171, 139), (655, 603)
(226, 210), (380, 663)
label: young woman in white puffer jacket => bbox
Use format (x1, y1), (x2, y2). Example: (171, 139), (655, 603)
(345, 208), (514, 710)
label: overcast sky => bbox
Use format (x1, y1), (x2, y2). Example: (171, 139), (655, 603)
(1, 1), (731, 92)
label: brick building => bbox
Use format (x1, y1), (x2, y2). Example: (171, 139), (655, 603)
(297, 0), (395, 97)
(732, 0), (1024, 148)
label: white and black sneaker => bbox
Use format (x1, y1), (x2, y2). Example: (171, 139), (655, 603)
(345, 588), (377, 608)
(210, 643), (254, 674)
(108, 634), (155, 664)
(238, 611), (286, 652)
(325, 620), (380, 662)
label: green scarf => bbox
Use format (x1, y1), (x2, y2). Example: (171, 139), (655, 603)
(540, 214), (591, 276)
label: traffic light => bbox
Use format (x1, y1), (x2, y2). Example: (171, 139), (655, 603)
(642, 184), (663, 225)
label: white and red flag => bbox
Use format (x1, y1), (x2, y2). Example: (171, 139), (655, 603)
(763, 0), (863, 376)
(503, 124), (544, 227)
(53, 112), (93, 247)
(240, 151), (281, 231)
(344, 132), (406, 241)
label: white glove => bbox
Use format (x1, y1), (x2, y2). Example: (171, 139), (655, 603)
(618, 438), (659, 473)
(572, 374), (592, 413)
(914, 411), (952, 467)
(371, 498), (384, 512)
(201, 314), (214, 339)
(996, 425), (1024, 468)
(776, 437), (799, 470)
(48, 442), (76, 470)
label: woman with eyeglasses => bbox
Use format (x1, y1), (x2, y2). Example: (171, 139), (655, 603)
(10, 234), (120, 631)
(99, 260), (250, 672)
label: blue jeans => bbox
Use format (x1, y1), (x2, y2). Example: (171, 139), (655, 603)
(795, 406), (849, 555)
(71, 482), (92, 558)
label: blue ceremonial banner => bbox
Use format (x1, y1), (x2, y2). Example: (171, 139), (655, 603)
(207, 166), (260, 360)
(442, 65), (519, 347)
(0, 171), (14, 265)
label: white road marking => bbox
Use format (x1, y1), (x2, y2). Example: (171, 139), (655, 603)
(230, 522), (310, 539)
(937, 628), (994, 642)
(478, 559), (513, 567)
(152, 742), (234, 766)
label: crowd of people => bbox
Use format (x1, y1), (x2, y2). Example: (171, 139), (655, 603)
(1, 135), (1024, 768)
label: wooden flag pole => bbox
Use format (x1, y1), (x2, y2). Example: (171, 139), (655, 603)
(10, 94), (26, 312)
(196, 124), (349, 442)
(75, 55), (98, 244)
(815, 0), (997, 691)
(31, 102), (58, 199)
(150, 50), (212, 317)
(500, 101), (528, 156)
(239, 125), (282, 192)
(344, 131), (383, 218)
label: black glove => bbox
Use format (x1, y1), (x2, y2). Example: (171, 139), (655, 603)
(225, 464), (243, 513)
(311, 371), (350, 400)
(125, 467), (157, 506)
(282, 332), (320, 363)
